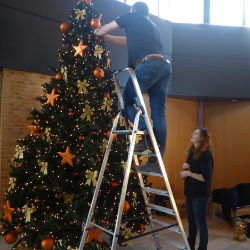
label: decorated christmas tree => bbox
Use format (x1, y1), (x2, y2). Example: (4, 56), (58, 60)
(1, 0), (148, 249)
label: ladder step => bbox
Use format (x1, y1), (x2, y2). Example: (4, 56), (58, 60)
(112, 130), (145, 135)
(139, 171), (163, 177)
(151, 219), (181, 234)
(158, 236), (186, 249)
(134, 151), (156, 156)
(89, 222), (114, 236)
(141, 187), (169, 196)
(147, 203), (175, 215)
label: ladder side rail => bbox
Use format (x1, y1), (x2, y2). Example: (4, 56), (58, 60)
(79, 111), (122, 250)
(111, 110), (141, 250)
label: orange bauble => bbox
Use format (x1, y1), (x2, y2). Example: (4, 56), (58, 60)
(5, 231), (18, 244)
(93, 68), (104, 79)
(104, 92), (110, 98)
(60, 22), (70, 33)
(90, 19), (101, 29)
(123, 201), (130, 213)
(55, 73), (63, 79)
(106, 130), (117, 140)
(41, 237), (55, 250)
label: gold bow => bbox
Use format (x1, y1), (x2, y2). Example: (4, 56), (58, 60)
(44, 127), (51, 142)
(121, 160), (126, 173)
(61, 66), (68, 81)
(8, 177), (16, 192)
(22, 205), (35, 223)
(94, 45), (103, 59)
(124, 230), (132, 246)
(80, 105), (95, 121)
(101, 138), (108, 153)
(13, 145), (25, 159)
(77, 80), (89, 94)
(85, 170), (98, 186)
(101, 98), (113, 112)
(75, 9), (86, 20)
(67, 246), (78, 250)
(63, 193), (74, 205)
(38, 160), (48, 175)
(132, 192), (137, 207)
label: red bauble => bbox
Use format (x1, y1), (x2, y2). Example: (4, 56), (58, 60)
(110, 180), (118, 188)
(90, 19), (101, 29)
(5, 231), (18, 244)
(68, 109), (76, 115)
(136, 226), (145, 234)
(79, 136), (84, 140)
(93, 68), (104, 79)
(60, 22), (70, 33)
(55, 193), (62, 199)
(104, 92), (110, 98)
(102, 219), (109, 225)
(55, 73), (63, 79)
(123, 201), (130, 213)
(41, 237), (55, 250)
(15, 225), (22, 233)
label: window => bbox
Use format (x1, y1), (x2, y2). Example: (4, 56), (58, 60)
(159, 0), (204, 23)
(245, 0), (250, 26)
(210, 0), (244, 26)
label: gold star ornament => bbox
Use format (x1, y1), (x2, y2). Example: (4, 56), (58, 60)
(73, 40), (88, 57)
(1, 200), (15, 224)
(58, 146), (75, 167)
(45, 88), (59, 107)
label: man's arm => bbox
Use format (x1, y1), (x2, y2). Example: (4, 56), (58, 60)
(104, 35), (127, 46)
(94, 21), (119, 36)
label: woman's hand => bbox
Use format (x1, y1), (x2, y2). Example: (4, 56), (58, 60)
(183, 163), (190, 170)
(180, 171), (190, 179)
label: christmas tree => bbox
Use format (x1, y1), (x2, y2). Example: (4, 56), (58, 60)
(1, 1), (148, 249)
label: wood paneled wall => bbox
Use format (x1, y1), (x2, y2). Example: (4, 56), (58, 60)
(144, 97), (197, 199)
(204, 101), (250, 189)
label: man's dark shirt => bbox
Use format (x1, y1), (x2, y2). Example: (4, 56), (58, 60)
(184, 150), (213, 198)
(115, 12), (164, 67)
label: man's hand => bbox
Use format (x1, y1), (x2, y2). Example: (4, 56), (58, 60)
(94, 21), (119, 37)
(94, 28), (105, 36)
(180, 171), (191, 179)
(183, 163), (190, 170)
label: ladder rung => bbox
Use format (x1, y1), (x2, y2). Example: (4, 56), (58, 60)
(89, 222), (114, 236)
(158, 237), (186, 249)
(147, 203), (175, 215)
(141, 187), (169, 196)
(112, 130), (145, 135)
(139, 171), (163, 177)
(151, 219), (180, 234)
(134, 151), (156, 156)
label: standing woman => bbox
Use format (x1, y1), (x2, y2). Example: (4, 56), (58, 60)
(180, 128), (214, 250)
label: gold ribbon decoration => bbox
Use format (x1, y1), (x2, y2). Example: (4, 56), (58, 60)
(132, 192), (137, 207)
(94, 45), (103, 59)
(44, 127), (52, 142)
(67, 246), (78, 250)
(38, 160), (48, 175)
(63, 193), (74, 205)
(22, 205), (35, 223)
(75, 9), (86, 20)
(124, 230), (132, 246)
(101, 98), (113, 112)
(77, 80), (89, 94)
(121, 160), (126, 173)
(8, 177), (16, 192)
(101, 138), (108, 153)
(61, 66), (68, 81)
(80, 105), (95, 121)
(85, 170), (98, 186)
(13, 145), (26, 160)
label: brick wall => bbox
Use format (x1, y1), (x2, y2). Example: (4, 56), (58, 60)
(0, 68), (51, 204)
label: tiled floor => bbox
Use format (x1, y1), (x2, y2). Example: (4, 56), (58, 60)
(1, 216), (249, 249)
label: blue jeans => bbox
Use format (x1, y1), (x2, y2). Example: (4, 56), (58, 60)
(122, 60), (171, 155)
(186, 197), (209, 250)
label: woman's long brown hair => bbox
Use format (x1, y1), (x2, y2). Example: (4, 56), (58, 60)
(187, 128), (214, 159)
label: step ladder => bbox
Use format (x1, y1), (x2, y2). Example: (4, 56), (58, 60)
(79, 68), (190, 250)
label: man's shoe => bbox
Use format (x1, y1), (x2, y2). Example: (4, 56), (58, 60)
(134, 135), (154, 152)
(136, 158), (161, 173)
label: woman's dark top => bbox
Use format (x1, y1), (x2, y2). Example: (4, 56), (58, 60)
(184, 150), (213, 198)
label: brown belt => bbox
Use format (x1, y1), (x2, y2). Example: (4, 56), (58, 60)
(134, 54), (169, 68)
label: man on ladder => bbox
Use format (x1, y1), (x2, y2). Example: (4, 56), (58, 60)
(94, 1), (172, 172)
